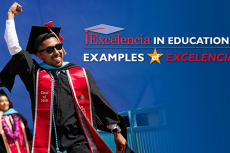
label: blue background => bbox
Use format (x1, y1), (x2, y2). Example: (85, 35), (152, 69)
(1, 0), (230, 152)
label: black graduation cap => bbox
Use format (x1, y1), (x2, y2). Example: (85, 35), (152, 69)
(0, 89), (8, 97)
(26, 26), (61, 54)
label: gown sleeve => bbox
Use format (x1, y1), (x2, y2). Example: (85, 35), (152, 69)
(85, 69), (135, 153)
(85, 69), (120, 125)
(0, 20), (35, 92)
(0, 50), (38, 92)
(85, 70), (128, 133)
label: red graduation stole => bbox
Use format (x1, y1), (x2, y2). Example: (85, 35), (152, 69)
(2, 120), (30, 153)
(32, 67), (113, 153)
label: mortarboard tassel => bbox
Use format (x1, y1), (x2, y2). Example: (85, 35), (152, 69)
(44, 21), (64, 42)
(43, 21), (67, 55)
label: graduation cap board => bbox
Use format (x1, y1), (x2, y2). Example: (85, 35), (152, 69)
(26, 26), (64, 54)
(84, 24), (125, 34)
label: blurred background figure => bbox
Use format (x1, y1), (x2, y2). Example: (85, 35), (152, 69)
(0, 89), (32, 153)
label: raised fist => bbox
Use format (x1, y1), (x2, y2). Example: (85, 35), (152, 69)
(8, 2), (22, 16)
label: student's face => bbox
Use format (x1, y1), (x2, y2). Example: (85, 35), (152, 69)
(36, 37), (64, 68)
(0, 96), (10, 112)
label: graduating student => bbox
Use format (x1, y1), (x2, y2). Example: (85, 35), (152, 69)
(0, 89), (33, 153)
(0, 2), (133, 153)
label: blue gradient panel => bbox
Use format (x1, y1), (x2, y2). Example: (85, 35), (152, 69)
(0, 0), (230, 152)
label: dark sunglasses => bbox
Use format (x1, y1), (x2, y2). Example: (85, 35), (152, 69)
(38, 43), (63, 54)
